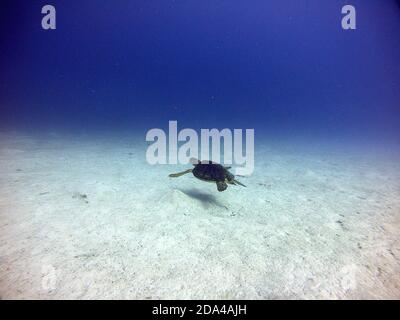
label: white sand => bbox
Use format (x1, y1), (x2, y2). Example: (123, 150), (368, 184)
(0, 131), (399, 299)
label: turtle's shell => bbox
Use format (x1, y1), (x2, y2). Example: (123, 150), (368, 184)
(192, 162), (233, 182)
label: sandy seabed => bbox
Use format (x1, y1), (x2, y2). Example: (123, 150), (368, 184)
(0, 131), (399, 299)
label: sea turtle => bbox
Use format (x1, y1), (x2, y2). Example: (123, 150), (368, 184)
(169, 158), (246, 192)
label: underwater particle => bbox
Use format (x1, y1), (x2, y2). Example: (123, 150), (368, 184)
(169, 158), (246, 192)
(74, 252), (97, 259)
(336, 220), (349, 231)
(257, 182), (272, 189)
(72, 192), (89, 203)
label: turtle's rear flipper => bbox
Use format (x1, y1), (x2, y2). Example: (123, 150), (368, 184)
(216, 181), (228, 192)
(233, 179), (246, 187)
(169, 169), (192, 178)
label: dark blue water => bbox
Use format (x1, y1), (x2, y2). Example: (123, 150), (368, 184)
(1, 0), (399, 141)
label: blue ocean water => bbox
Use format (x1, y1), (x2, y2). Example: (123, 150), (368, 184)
(2, 1), (400, 300)
(1, 0), (399, 142)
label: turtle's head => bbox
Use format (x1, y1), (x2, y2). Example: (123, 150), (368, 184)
(226, 172), (246, 187)
(226, 171), (235, 182)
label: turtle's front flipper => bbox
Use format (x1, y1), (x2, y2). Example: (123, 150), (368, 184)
(216, 181), (228, 192)
(169, 169), (192, 178)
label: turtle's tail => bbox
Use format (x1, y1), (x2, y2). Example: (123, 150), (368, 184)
(233, 179), (246, 187)
(169, 169), (193, 178)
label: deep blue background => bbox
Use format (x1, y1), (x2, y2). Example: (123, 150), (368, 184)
(1, 0), (399, 138)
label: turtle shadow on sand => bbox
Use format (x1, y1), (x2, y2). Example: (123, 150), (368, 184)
(178, 188), (228, 210)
